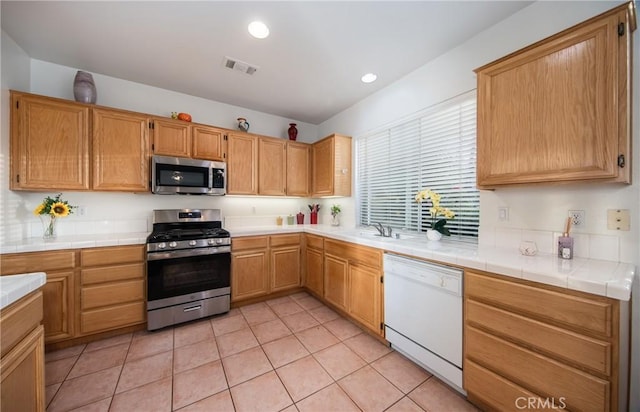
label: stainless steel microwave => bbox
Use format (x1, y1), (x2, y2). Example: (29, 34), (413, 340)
(152, 155), (226, 195)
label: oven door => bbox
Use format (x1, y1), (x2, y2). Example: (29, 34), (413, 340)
(147, 247), (230, 305)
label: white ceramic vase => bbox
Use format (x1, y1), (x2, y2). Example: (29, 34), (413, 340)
(426, 229), (442, 241)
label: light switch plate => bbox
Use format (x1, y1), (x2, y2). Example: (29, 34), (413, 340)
(607, 209), (630, 231)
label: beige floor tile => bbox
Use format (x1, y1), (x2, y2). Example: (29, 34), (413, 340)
(276, 355), (333, 402)
(281, 311), (320, 332)
(265, 295), (294, 306)
(221, 346), (273, 387)
(45, 383), (61, 408)
(240, 301), (269, 312)
(313, 343), (366, 380)
(174, 319), (214, 348)
(408, 377), (478, 412)
(66, 343), (128, 379)
(68, 397), (112, 412)
(296, 383), (360, 412)
(343, 333), (391, 363)
(84, 333), (132, 353)
(308, 305), (340, 323)
(176, 389), (235, 411)
(116, 350), (173, 394)
(262, 335), (310, 368)
(216, 327), (259, 358)
(230, 371), (293, 412)
(270, 300), (305, 317)
(173, 360), (228, 410)
(289, 291), (311, 301)
(211, 314), (249, 337)
(295, 325), (340, 353)
(45, 356), (77, 386)
(251, 318), (292, 344)
(174, 338), (220, 373)
(281, 404), (299, 412)
(296, 296), (324, 311)
(371, 351), (431, 394)
(241, 305), (278, 325)
(386, 396), (426, 412)
(323, 317), (363, 341)
(110, 376), (172, 412)
(338, 365), (403, 412)
(127, 329), (174, 362)
(47, 365), (121, 412)
(45, 344), (85, 362)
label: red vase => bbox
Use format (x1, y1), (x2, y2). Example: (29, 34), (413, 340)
(310, 212), (318, 224)
(288, 123), (298, 141)
(296, 212), (305, 224)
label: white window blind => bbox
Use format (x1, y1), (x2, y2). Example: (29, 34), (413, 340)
(356, 91), (479, 240)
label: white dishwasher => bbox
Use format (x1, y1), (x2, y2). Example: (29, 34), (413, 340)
(384, 253), (464, 393)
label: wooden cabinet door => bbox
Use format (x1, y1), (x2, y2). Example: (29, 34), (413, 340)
(324, 254), (348, 311)
(10, 92), (89, 190)
(258, 137), (286, 195)
(348, 264), (382, 334)
(227, 133), (258, 195)
(231, 250), (268, 301)
(312, 136), (334, 196)
(92, 108), (149, 191)
(1, 325), (45, 412)
(192, 125), (225, 161)
(476, 6), (632, 187)
(304, 247), (323, 297)
(271, 246), (300, 292)
(152, 118), (191, 157)
(42, 271), (75, 343)
(287, 142), (310, 196)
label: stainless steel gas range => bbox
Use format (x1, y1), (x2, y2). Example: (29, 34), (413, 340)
(146, 209), (231, 330)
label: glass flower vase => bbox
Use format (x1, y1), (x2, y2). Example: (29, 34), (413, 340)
(331, 214), (340, 226)
(40, 215), (58, 240)
(426, 229), (442, 241)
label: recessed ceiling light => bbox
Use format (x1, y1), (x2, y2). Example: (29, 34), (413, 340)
(361, 73), (377, 83)
(248, 21), (269, 39)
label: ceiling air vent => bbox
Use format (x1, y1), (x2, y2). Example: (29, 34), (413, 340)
(223, 56), (259, 75)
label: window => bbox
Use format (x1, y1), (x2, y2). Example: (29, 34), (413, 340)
(356, 91), (479, 240)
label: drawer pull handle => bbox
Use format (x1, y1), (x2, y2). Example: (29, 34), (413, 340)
(183, 305), (202, 312)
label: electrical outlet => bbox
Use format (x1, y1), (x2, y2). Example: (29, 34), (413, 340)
(77, 205), (87, 216)
(498, 207), (509, 221)
(607, 209), (630, 231)
(568, 210), (585, 226)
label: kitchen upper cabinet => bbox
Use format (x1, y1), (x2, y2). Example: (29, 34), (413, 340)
(303, 234), (324, 297)
(227, 132), (258, 195)
(287, 142), (311, 197)
(476, 3), (635, 188)
(151, 117), (191, 157)
(192, 124), (226, 161)
(258, 137), (287, 196)
(312, 134), (352, 197)
(92, 108), (149, 192)
(10, 91), (90, 191)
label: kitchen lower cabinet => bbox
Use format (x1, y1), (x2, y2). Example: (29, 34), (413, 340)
(303, 234), (324, 297)
(79, 245), (146, 335)
(1, 291), (45, 412)
(464, 270), (623, 412)
(348, 263), (382, 334)
(270, 234), (301, 292)
(323, 254), (349, 311)
(231, 236), (270, 301)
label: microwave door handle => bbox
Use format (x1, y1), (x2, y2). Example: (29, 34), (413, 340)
(209, 168), (213, 189)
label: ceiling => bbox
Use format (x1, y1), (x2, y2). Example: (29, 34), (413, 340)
(1, 1), (532, 125)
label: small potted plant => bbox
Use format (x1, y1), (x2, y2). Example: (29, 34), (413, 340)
(330, 204), (341, 226)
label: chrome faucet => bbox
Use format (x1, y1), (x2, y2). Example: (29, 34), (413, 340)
(373, 222), (393, 238)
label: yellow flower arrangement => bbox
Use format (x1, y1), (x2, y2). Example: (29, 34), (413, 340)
(33, 193), (75, 238)
(414, 189), (455, 236)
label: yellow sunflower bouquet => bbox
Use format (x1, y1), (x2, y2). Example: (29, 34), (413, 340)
(414, 189), (455, 236)
(33, 193), (75, 239)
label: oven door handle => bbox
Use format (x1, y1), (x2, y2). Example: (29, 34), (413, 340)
(147, 246), (231, 261)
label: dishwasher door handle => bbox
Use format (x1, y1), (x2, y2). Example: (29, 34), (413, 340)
(385, 270), (461, 296)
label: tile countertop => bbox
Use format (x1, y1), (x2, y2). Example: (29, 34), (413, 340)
(229, 224), (636, 301)
(1, 226), (634, 301)
(0, 272), (46, 310)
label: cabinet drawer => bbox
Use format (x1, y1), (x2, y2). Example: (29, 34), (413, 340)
(325, 239), (381, 269)
(232, 236), (268, 251)
(466, 299), (611, 376)
(0, 291), (43, 358)
(82, 279), (145, 310)
(1, 250), (75, 275)
(81, 301), (145, 334)
(466, 326), (609, 412)
(465, 271), (613, 337)
(305, 234), (324, 250)
(270, 234), (300, 248)
(81, 245), (144, 267)
(81, 263), (145, 285)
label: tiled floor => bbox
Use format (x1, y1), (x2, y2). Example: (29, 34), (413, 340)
(45, 292), (478, 412)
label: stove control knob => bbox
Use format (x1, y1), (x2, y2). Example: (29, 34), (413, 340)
(158, 242), (167, 250)
(208, 239), (216, 245)
(169, 241), (178, 248)
(189, 240), (197, 246)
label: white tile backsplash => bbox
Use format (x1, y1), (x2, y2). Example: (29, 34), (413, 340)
(589, 234), (620, 262)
